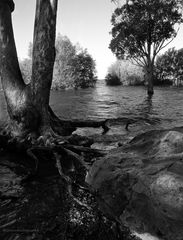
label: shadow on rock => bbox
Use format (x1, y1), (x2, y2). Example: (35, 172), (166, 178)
(86, 127), (183, 240)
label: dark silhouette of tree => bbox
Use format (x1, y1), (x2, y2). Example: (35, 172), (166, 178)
(71, 49), (97, 89)
(110, 0), (183, 95)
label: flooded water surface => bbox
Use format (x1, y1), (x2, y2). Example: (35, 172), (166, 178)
(50, 80), (183, 133)
(1, 81), (183, 129)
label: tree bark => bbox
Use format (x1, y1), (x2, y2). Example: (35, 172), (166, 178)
(31, 0), (58, 128)
(0, 0), (40, 136)
(145, 61), (154, 96)
(0, 0), (60, 137)
(0, 0), (25, 106)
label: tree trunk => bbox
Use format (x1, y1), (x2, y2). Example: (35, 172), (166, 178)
(0, 0), (39, 136)
(0, 0), (109, 138)
(31, 0), (58, 128)
(0, 0), (59, 137)
(145, 61), (154, 96)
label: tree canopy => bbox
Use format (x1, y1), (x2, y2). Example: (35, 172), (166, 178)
(110, 0), (182, 65)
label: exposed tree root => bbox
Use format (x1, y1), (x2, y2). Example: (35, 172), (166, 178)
(54, 145), (89, 170)
(65, 144), (107, 157)
(106, 116), (160, 131)
(55, 154), (91, 210)
(0, 125), (108, 208)
(48, 106), (110, 135)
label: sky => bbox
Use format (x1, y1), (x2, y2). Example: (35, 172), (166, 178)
(12, 0), (183, 79)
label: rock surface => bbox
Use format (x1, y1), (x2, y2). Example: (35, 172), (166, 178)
(86, 127), (183, 240)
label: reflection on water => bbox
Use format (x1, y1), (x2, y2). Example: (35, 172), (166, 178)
(134, 95), (154, 117)
(1, 81), (183, 130)
(49, 81), (183, 131)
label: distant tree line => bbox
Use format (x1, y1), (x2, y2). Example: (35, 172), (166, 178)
(20, 34), (97, 90)
(155, 48), (183, 86)
(106, 47), (183, 87)
(105, 60), (144, 86)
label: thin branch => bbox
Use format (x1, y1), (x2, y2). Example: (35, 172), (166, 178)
(141, 54), (148, 66)
(156, 37), (175, 54)
(132, 55), (146, 67)
(141, 44), (148, 57)
(129, 58), (144, 68)
(156, 28), (180, 55)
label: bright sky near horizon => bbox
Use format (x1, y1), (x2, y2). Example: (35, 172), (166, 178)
(12, 0), (183, 79)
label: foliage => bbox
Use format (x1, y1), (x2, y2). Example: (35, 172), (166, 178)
(155, 47), (183, 86)
(71, 50), (97, 88)
(19, 42), (33, 84)
(126, 74), (143, 86)
(52, 34), (76, 89)
(105, 73), (121, 86)
(110, 0), (182, 64)
(28, 42), (33, 59)
(20, 35), (97, 90)
(19, 58), (32, 84)
(52, 34), (97, 89)
(105, 60), (144, 86)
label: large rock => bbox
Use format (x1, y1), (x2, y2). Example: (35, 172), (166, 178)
(86, 127), (183, 240)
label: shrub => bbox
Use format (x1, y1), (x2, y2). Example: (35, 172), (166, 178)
(71, 50), (97, 89)
(126, 74), (144, 86)
(105, 73), (122, 86)
(53, 35), (97, 89)
(106, 60), (144, 86)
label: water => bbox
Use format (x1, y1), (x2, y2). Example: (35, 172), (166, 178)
(49, 80), (183, 132)
(1, 81), (183, 142)
(1, 81), (183, 128)
(1, 82), (183, 145)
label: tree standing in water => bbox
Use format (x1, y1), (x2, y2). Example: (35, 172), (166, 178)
(110, 0), (183, 96)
